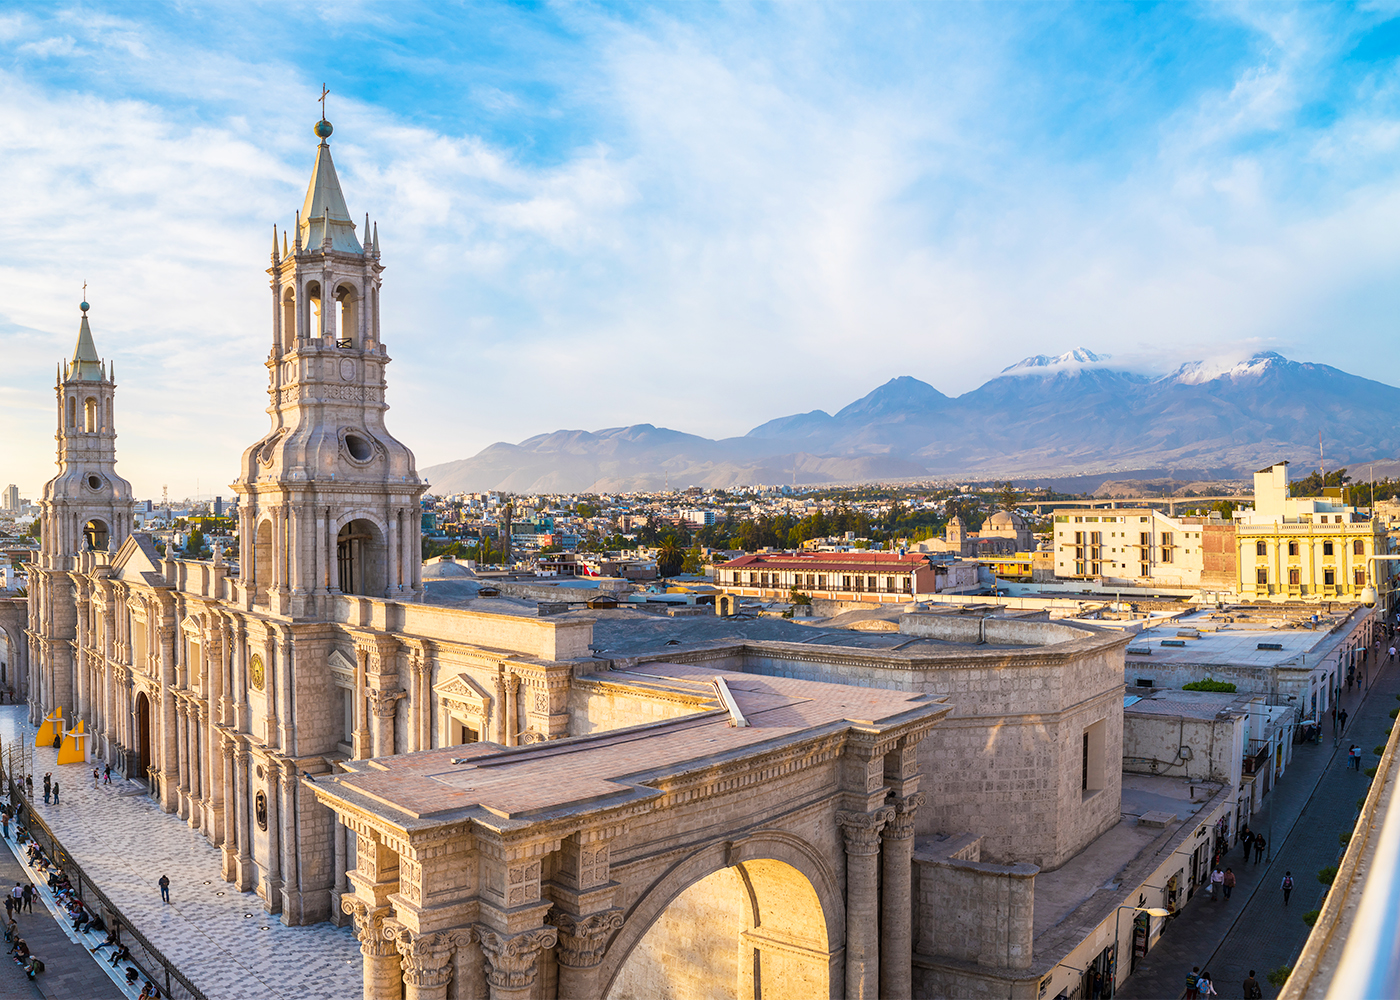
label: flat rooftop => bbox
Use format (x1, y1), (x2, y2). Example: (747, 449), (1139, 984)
(322, 663), (946, 826)
(1126, 608), (1366, 668)
(1123, 688), (1253, 720)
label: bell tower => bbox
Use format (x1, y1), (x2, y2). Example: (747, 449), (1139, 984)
(30, 299), (134, 723)
(232, 115), (424, 616)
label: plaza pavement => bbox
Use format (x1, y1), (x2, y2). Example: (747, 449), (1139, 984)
(1118, 651), (1398, 1000)
(0, 707), (361, 1000)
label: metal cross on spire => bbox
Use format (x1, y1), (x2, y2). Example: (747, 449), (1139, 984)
(320, 83), (330, 120)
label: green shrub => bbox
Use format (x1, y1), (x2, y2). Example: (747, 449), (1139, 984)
(1267, 966), (1292, 989)
(1303, 909), (1321, 927)
(1340, 831), (1352, 847)
(1376, 745), (1388, 757)
(1183, 677), (1237, 692)
(1366, 766), (1378, 778)
(1318, 865), (1338, 886)
(1359, 796), (1369, 810)
(1390, 707), (1399, 720)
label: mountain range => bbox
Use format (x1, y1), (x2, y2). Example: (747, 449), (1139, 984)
(422, 349), (1400, 493)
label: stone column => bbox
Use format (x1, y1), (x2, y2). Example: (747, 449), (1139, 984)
(387, 925), (456, 1000)
(234, 746), (254, 891)
(880, 793), (922, 1000)
(478, 927), (558, 1000)
(279, 633), (296, 756)
(279, 764), (301, 923)
(387, 511), (400, 597)
(838, 807), (892, 1000)
(176, 701), (191, 820)
(330, 820), (348, 920)
(343, 900), (402, 1000)
(553, 910), (624, 1000)
(505, 674), (519, 747)
(158, 625), (179, 809)
(370, 690), (402, 758)
(494, 672), (506, 744)
(354, 648), (372, 759)
(220, 737), (237, 880)
(233, 622), (249, 733)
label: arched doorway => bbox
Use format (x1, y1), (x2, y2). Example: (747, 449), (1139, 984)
(135, 691), (152, 779)
(607, 859), (831, 1000)
(337, 519), (385, 596)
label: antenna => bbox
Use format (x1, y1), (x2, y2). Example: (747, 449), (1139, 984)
(1319, 430), (1325, 489)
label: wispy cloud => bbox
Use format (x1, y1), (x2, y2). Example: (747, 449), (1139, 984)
(1, 2), (1398, 497)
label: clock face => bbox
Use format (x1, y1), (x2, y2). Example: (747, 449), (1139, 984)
(250, 654), (265, 691)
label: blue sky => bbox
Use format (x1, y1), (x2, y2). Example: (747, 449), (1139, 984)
(2, 2), (1399, 498)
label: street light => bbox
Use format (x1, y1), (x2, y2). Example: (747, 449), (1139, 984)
(1114, 905), (1171, 992)
(1359, 555), (1400, 610)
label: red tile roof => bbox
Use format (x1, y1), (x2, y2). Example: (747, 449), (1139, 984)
(719, 551), (932, 572)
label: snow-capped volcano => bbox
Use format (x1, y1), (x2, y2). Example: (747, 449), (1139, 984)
(1161, 352), (1286, 386)
(1000, 347), (1109, 374)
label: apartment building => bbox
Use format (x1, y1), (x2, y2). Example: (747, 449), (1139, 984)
(1051, 507), (1216, 588)
(715, 550), (946, 602)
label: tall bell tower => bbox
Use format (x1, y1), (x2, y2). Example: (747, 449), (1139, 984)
(30, 299), (135, 721)
(232, 115), (424, 616)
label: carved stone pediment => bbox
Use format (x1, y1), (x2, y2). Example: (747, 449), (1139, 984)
(434, 672), (492, 716)
(328, 648), (356, 685)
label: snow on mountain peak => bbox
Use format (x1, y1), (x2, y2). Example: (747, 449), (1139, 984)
(1000, 347), (1108, 375)
(1162, 351), (1285, 386)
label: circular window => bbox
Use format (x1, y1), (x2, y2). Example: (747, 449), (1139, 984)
(345, 434), (372, 461)
(86, 474), (102, 490)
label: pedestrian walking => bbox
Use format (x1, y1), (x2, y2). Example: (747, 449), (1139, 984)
(1210, 866), (1224, 901)
(41, 774), (50, 805)
(1238, 822), (1251, 851)
(2, 809), (9, 840)
(1282, 871), (1294, 906)
(103, 764), (111, 785)
(1243, 970), (1263, 998)
(1340, 707), (1349, 734)
(92, 768), (99, 788)
(1254, 835), (1266, 864)
(24, 776), (31, 799)
(51, 781), (58, 806)
(4, 896), (13, 921)
(1198, 970), (1218, 997)
(22, 884), (33, 914)
(1388, 645), (1395, 660)
(1184, 965), (1202, 999)
(158, 874), (170, 904)
(1223, 867), (1236, 900)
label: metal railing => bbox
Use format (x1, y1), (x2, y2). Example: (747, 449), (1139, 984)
(0, 745), (206, 1000)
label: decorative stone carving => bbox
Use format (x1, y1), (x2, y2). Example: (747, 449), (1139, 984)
(552, 909), (624, 969)
(341, 898), (397, 958)
(369, 689), (405, 719)
(478, 927), (558, 991)
(384, 923), (456, 988)
(884, 791), (924, 841)
(837, 807), (894, 856)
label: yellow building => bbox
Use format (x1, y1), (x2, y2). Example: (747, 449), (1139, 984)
(1235, 463), (1389, 602)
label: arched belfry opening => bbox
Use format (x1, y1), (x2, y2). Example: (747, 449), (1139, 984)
(307, 281), (325, 340)
(83, 519), (110, 551)
(335, 284), (358, 348)
(282, 288), (297, 348)
(608, 859), (832, 1000)
(337, 519), (385, 596)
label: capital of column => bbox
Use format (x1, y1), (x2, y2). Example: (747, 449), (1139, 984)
(837, 806), (895, 857)
(478, 926), (559, 991)
(385, 923), (458, 989)
(552, 909), (624, 970)
(369, 689), (405, 719)
(883, 791), (924, 842)
(341, 898), (398, 958)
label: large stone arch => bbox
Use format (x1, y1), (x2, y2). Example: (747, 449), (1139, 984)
(0, 601), (27, 700)
(600, 830), (844, 1000)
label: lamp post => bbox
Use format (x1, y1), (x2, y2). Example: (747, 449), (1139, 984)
(1113, 905), (1170, 994)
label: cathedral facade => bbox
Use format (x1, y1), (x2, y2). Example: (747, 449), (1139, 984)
(25, 117), (590, 926)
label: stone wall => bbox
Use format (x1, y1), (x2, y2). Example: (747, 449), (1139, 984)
(567, 676), (715, 735)
(913, 844), (1037, 969)
(1123, 710), (1245, 785)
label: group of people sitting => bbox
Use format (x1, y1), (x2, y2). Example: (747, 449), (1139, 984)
(5, 918), (41, 980)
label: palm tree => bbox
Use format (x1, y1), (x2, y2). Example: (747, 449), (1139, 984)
(656, 533), (684, 578)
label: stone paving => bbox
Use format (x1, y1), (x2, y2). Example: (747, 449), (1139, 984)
(0, 707), (361, 1000)
(1118, 653), (1398, 999)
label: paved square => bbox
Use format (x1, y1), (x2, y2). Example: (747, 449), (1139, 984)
(0, 707), (360, 1000)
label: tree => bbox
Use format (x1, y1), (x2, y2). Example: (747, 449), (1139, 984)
(1213, 500), (1236, 519)
(997, 482), (1018, 511)
(682, 544), (704, 574)
(656, 533), (685, 578)
(576, 502), (597, 518)
(186, 527), (204, 556)
(1292, 468), (1350, 497)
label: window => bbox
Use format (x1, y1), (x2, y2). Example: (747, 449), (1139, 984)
(1161, 532), (1173, 563)
(1325, 569), (1336, 586)
(1289, 569), (1300, 586)
(1256, 541), (1267, 556)
(1140, 563), (1150, 577)
(1082, 719), (1106, 796)
(1140, 532), (1149, 547)
(339, 687), (354, 744)
(842, 575), (852, 590)
(1257, 568), (1268, 585)
(1323, 541), (1334, 556)
(1355, 540), (1366, 556)
(451, 718), (479, 745)
(866, 576), (876, 591)
(1289, 541), (1298, 556)
(1356, 569), (1366, 587)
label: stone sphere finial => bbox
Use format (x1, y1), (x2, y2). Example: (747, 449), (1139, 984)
(314, 119), (333, 139)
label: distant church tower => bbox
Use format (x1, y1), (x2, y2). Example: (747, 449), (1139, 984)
(232, 115), (424, 616)
(29, 300), (134, 720)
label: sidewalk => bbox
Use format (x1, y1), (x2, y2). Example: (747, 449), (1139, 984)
(1118, 653), (1397, 999)
(0, 708), (360, 1000)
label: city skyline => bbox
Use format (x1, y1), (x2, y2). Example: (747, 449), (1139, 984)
(3, 3), (1400, 498)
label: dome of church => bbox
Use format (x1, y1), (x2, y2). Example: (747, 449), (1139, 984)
(989, 510), (1023, 529)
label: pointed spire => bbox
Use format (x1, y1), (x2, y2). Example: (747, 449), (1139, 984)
(365, 212), (371, 253)
(372, 221), (379, 258)
(283, 231), (289, 257)
(298, 118), (362, 254)
(271, 224), (280, 264)
(293, 210), (302, 251)
(69, 299), (103, 381)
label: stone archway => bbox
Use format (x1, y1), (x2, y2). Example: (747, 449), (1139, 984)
(135, 690), (152, 779)
(606, 856), (832, 1000)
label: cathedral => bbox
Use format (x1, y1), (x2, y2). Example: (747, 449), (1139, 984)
(24, 115), (589, 927)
